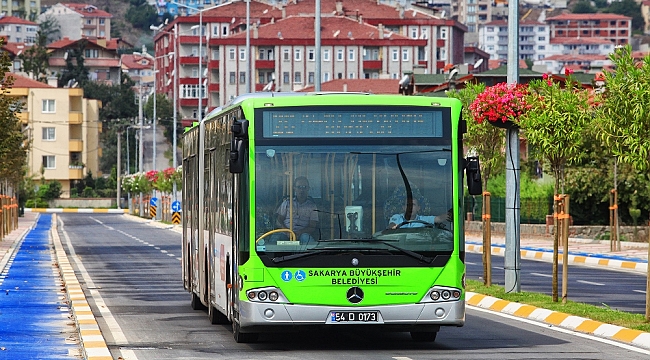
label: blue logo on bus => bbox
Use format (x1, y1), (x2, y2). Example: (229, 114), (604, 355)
(281, 270), (292, 282)
(294, 270), (306, 282)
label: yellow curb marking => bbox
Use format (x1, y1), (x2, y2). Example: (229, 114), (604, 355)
(513, 305), (537, 317)
(575, 319), (603, 333)
(621, 262), (637, 269)
(545, 312), (570, 325)
(612, 328), (645, 342)
(466, 294), (486, 306)
(573, 256), (586, 263)
(598, 259), (610, 266)
(62, 208), (78, 213)
(489, 299), (510, 312)
(81, 329), (103, 336)
(82, 341), (108, 348)
(521, 250), (528, 257)
(534, 252), (544, 259)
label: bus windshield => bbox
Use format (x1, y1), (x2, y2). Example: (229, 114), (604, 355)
(254, 145), (455, 266)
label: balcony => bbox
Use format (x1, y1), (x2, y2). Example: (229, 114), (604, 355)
(69, 139), (83, 152)
(363, 60), (382, 69)
(180, 56), (206, 65)
(418, 60), (428, 67)
(179, 35), (200, 44)
(255, 60), (275, 69)
(208, 83), (220, 92)
(209, 59), (220, 68)
(69, 112), (83, 124)
(69, 88), (83, 96)
(17, 111), (28, 124)
(69, 167), (83, 180)
(437, 39), (445, 47)
(180, 98), (208, 107)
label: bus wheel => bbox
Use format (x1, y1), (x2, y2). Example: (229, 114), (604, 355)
(191, 292), (205, 310)
(233, 321), (258, 343)
(208, 304), (229, 324)
(410, 331), (437, 342)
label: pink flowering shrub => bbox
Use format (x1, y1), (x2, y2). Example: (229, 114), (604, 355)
(469, 82), (530, 125)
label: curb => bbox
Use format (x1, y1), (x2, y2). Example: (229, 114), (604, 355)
(466, 292), (650, 350)
(466, 243), (648, 273)
(26, 208), (128, 213)
(51, 214), (112, 360)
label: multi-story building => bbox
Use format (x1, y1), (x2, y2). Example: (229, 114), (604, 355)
(7, 73), (101, 197)
(153, 0), (466, 125)
(545, 13), (632, 46)
(479, 20), (550, 61)
(120, 53), (154, 85)
(0, 16), (38, 44)
(533, 54), (613, 74)
(47, 37), (131, 85)
(0, 0), (41, 20)
(452, 0), (508, 45)
(38, 3), (112, 41)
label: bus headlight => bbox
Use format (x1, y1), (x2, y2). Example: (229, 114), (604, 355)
(245, 287), (289, 303)
(421, 286), (462, 303)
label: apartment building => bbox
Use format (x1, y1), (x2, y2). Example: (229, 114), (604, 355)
(0, 0), (41, 20)
(479, 20), (551, 61)
(6, 73), (101, 197)
(153, 0), (466, 125)
(47, 37), (131, 85)
(0, 16), (38, 44)
(38, 3), (112, 41)
(545, 13), (632, 46)
(120, 53), (154, 85)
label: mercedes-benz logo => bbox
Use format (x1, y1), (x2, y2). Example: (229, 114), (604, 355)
(346, 286), (364, 304)
(351, 258), (359, 266)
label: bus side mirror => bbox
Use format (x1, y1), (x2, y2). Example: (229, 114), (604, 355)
(229, 119), (249, 174)
(465, 156), (482, 196)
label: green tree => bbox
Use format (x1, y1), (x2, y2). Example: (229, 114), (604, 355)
(126, 0), (158, 30)
(447, 83), (505, 192)
(58, 39), (90, 88)
(572, 0), (597, 13)
(0, 38), (28, 191)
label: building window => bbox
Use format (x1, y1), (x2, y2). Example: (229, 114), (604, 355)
(487, 36), (494, 42)
(421, 28), (428, 39)
(294, 71), (301, 84)
(283, 49), (290, 61)
(100, 19), (105, 25)
(440, 28), (448, 39)
(239, 72), (246, 83)
(410, 27), (418, 39)
(348, 72), (355, 79)
(283, 72), (290, 84)
(84, 49), (98, 58)
(15, 26), (21, 32)
(402, 49), (409, 61)
(212, 49), (219, 60)
(294, 48), (301, 61)
(308, 48), (315, 61)
(323, 49), (330, 61)
(42, 99), (55, 113)
(308, 72), (314, 84)
(42, 127), (55, 141)
(538, 45), (545, 50)
(487, 27), (494, 32)
(239, 48), (246, 61)
(86, 19), (92, 25)
(391, 49), (398, 61)
(42, 155), (55, 169)
(192, 67), (199, 78)
(337, 49), (343, 61)
(222, 25), (229, 36)
(323, 72), (330, 82)
(538, 36), (546, 41)
(229, 72), (236, 84)
(348, 48), (355, 61)
(228, 48), (235, 60)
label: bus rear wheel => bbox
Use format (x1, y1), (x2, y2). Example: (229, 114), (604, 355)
(410, 331), (437, 342)
(233, 321), (258, 343)
(208, 304), (229, 324)
(191, 292), (206, 310)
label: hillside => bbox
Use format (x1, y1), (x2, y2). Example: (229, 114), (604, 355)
(41, 0), (149, 49)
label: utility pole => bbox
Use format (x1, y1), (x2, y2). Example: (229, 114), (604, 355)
(117, 126), (122, 209)
(315, 0), (321, 91)
(139, 77), (144, 217)
(172, 23), (179, 200)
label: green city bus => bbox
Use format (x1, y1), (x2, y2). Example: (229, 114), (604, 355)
(181, 92), (482, 343)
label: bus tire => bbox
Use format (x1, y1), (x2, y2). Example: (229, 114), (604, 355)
(233, 321), (258, 343)
(191, 292), (205, 310)
(410, 331), (437, 342)
(208, 304), (229, 324)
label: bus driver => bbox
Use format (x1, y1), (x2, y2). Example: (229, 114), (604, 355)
(274, 176), (319, 243)
(388, 198), (450, 229)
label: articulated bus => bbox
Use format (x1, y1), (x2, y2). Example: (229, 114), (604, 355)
(181, 92), (482, 343)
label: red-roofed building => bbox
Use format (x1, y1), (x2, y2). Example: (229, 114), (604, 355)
(545, 13), (632, 46)
(298, 78), (400, 94)
(39, 3), (113, 41)
(0, 16), (38, 45)
(1, 40), (32, 74)
(47, 37), (130, 85)
(533, 54), (613, 74)
(120, 53), (154, 85)
(153, 0), (468, 124)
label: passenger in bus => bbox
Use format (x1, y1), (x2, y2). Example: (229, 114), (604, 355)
(388, 198), (451, 229)
(274, 176), (319, 243)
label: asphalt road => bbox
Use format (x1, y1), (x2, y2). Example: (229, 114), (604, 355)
(56, 213), (650, 359)
(465, 252), (647, 314)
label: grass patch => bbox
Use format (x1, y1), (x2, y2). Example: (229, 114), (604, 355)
(467, 279), (650, 332)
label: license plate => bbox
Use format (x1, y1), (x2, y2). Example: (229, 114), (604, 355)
(330, 311), (378, 322)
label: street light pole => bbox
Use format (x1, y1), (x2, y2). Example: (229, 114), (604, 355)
(173, 23), (179, 200)
(246, 0), (251, 94)
(198, 9), (203, 122)
(139, 78), (144, 217)
(117, 126), (122, 209)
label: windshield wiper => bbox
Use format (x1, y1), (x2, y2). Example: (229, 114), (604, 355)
(319, 239), (433, 264)
(272, 250), (327, 264)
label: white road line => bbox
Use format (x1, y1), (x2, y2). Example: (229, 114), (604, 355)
(531, 272), (552, 278)
(60, 218), (139, 360)
(633, 289), (647, 294)
(160, 250), (167, 253)
(465, 261), (477, 265)
(577, 280), (605, 286)
(392, 357), (413, 360)
(167, 254), (175, 257)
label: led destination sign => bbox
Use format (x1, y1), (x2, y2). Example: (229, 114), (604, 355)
(262, 108), (444, 138)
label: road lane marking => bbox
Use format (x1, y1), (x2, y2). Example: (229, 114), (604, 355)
(577, 280), (605, 286)
(531, 272), (552, 278)
(633, 290), (646, 294)
(465, 261), (477, 265)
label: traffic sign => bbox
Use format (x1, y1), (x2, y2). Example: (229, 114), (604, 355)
(172, 212), (181, 224)
(150, 197), (158, 206)
(171, 200), (181, 213)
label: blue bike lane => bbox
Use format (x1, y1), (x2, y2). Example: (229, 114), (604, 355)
(0, 213), (79, 359)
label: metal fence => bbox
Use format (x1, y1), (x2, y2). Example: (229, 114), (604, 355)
(464, 196), (553, 224)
